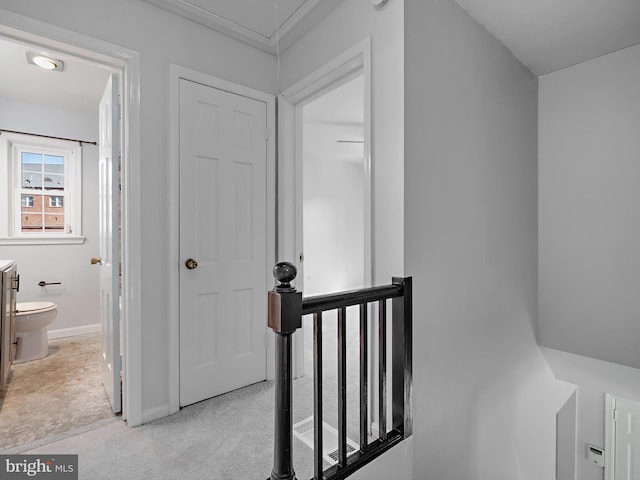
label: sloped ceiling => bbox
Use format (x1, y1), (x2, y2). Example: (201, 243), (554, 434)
(452, 0), (640, 75)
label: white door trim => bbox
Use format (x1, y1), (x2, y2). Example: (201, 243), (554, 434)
(0, 8), (143, 426)
(168, 65), (277, 413)
(278, 37), (373, 378)
(604, 393), (615, 480)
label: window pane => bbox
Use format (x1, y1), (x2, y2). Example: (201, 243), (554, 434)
(21, 194), (44, 232)
(44, 213), (64, 231)
(44, 155), (64, 175)
(22, 172), (43, 189)
(44, 174), (64, 190)
(22, 152), (42, 165)
(21, 206), (44, 231)
(22, 152), (43, 189)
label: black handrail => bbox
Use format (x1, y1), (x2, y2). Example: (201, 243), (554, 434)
(302, 284), (403, 314)
(267, 262), (412, 480)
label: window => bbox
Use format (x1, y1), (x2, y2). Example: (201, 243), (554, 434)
(49, 196), (64, 208)
(0, 133), (82, 244)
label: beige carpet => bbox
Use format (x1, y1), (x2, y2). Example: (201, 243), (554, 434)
(0, 333), (116, 450)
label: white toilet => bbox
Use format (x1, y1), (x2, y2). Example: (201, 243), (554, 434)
(14, 301), (57, 363)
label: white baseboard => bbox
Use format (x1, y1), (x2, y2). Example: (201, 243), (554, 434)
(48, 323), (101, 340)
(141, 404), (171, 424)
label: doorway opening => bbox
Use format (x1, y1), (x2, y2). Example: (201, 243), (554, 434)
(277, 37), (372, 381)
(278, 38), (375, 456)
(301, 74), (366, 299)
(0, 8), (141, 443)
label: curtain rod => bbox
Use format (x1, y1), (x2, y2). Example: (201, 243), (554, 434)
(0, 129), (97, 146)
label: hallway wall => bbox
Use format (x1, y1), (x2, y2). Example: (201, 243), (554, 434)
(405, 0), (575, 478)
(538, 43), (640, 370)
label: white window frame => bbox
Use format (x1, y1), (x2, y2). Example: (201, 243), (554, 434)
(0, 132), (83, 244)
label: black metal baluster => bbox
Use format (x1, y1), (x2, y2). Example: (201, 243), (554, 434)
(378, 300), (387, 441)
(337, 307), (347, 468)
(314, 312), (324, 480)
(359, 303), (368, 452)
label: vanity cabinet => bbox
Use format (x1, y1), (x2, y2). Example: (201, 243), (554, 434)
(0, 261), (17, 389)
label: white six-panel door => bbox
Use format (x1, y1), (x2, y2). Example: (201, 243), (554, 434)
(179, 79), (268, 407)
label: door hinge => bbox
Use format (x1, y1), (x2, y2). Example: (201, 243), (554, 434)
(264, 332), (269, 348)
(613, 408), (617, 421)
(265, 126), (270, 141)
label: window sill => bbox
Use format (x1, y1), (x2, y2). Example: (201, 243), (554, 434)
(0, 236), (86, 246)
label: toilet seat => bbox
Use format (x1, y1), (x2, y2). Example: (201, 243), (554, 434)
(16, 301), (56, 314)
(14, 301), (57, 363)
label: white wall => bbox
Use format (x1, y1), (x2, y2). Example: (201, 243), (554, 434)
(405, 0), (576, 478)
(280, 0), (404, 288)
(303, 114), (364, 295)
(0, 97), (100, 336)
(538, 44), (640, 370)
(543, 347), (640, 480)
(542, 347), (640, 406)
(557, 391), (577, 480)
(350, 437), (413, 480)
(0, 0), (277, 421)
(576, 388), (605, 480)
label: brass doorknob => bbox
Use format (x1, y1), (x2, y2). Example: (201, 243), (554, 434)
(90, 257), (102, 265)
(185, 258), (198, 270)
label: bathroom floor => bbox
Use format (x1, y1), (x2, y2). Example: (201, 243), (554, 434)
(0, 333), (116, 451)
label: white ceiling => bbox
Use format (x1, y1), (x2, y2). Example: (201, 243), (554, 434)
(145, 0), (640, 75)
(145, 0), (344, 53)
(452, 0), (640, 75)
(0, 37), (110, 113)
(2, 0), (639, 114)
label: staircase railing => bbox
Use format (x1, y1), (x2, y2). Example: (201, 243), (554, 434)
(267, 262), (412, 480)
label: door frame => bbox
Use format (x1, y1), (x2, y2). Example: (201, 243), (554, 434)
(278, 37), (373, 378)
(0, 8), (143, 425)
(605, 393), (615, 480)
(168, 65), (277, 414)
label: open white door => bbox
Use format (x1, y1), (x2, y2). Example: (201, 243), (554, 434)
(179, 79), (268, 407)
(97, 73), (121, 413)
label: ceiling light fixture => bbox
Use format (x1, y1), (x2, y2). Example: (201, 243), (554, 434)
(26, 52), (64, 72)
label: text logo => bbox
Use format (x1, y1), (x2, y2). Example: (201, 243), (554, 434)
(0, 455), (78, 479)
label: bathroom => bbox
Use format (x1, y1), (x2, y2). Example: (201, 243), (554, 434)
(0, 36), (117, 449)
